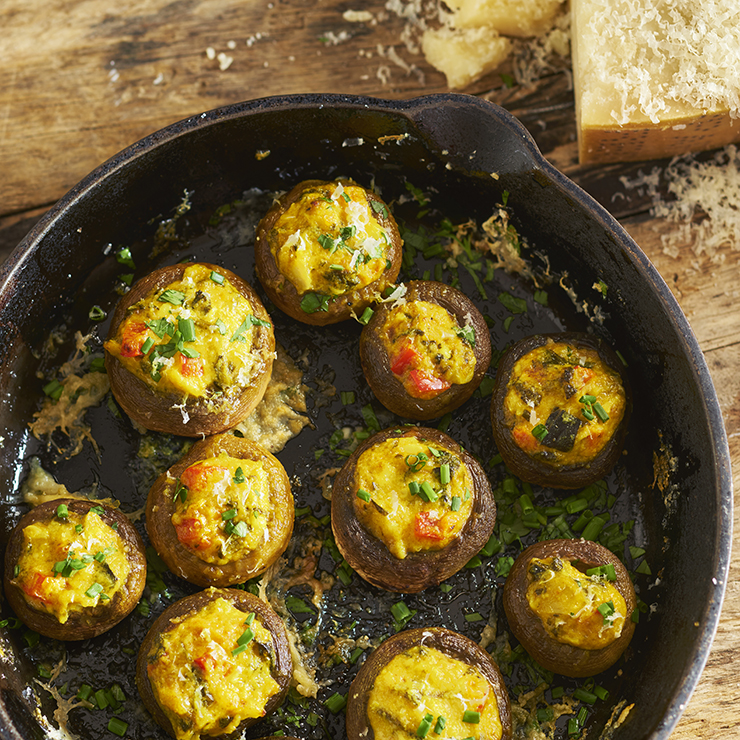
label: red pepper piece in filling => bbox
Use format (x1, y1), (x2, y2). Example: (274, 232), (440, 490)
(408, 369), (451, 396)
(120, 321), (149, 358)
(177, 355), (205, 378)
(414, 510), (447, 541)
(174, 517), (210, 551)
(180, 463), (228, 493)
(21, 572), (51, 603)
(390, 343), (417, 375)
(193, 651), (217, 675)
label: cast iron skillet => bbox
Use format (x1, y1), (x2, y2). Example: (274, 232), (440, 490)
(0, 93), (732, 740)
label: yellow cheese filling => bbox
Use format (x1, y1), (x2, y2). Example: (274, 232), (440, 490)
(270, 181), (392, 297)
(169, 454), (272, 565)
(367, 644), (503, 740)
(146, 597), (280, 740)
(503, 340), (626, 468)
(13, 507), (132, 624)
(105, 263), (270, 401)
(381, 300), (476, 399)
(353, 435), (474, 559)
(526, 556), (627, 650)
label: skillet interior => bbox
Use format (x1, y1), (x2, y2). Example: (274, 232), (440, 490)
(0, 93), (731, 740)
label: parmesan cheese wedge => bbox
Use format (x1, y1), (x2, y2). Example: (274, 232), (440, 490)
(421, 25), (511, 90)
(572, 0), (740, 163)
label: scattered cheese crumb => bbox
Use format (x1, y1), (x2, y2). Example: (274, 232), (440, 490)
(344, 10), (374, 22)
(621, 144), (740, 263)
(217, 52), (234, 70)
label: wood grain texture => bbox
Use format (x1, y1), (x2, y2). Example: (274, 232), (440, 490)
(1, 1), (739, 738)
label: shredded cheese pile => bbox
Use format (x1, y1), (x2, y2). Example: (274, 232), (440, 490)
(583, 0), (740, 124)
(621, 144), (740, 263)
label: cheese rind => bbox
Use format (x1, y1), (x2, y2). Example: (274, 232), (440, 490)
(573, 0), (740, 163)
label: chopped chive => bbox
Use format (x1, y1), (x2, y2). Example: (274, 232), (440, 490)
(573, 687), (598, 704)
(434, 716), (447, 734)
(85, 583), (104, 599)
(551, 686), (564, 699)
(210, 271), (225, 284)
(451, 496), (461, 512)
(56, 503), (69, 519)
(416, 713), (434, 737)
(582, 516), (605, 541)
(108, 717), (128, 737)
(356, 489), (371, 503)
(568, 717), (581, 735)
(537, 707), (554, 722)
(237, 627), (255, 646)
(565, 497), (588, 514)
(593, 685), (610, 701)
(462, 710), (480, 724)
(222, 508), (237, 520)
(597, 602), (615, 622)
(593, 402), (610, 422)
(439, 463), (450, 486)
(349, 647), (365, 664)
(391, 601), (412, 623)
(420, 481), (438, 502)
(94, 688), (109, 709)
(324, 692), (347, 714)
(89, 305), (106, 322)
(43, 379), (64, 400)
(340, 391), (355, 405)
(358, 306), (374, 325)
(231, 643), (249, 656)
(531, 424), (548, 441)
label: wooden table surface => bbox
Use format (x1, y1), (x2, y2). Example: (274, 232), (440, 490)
(1, 1), (738, 738)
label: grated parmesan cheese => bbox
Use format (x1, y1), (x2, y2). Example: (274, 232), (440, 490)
(573, 0), (740, 162)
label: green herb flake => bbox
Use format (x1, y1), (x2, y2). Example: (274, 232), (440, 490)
(300, 292), (331, 314)
(356, 489), (371, 503)
(158, 288), (185, 305)
(233, 467), (246, 484)
(116, 247), (136, 269)
(56, 503), (69, 519)
(498, 292), (527, 314)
